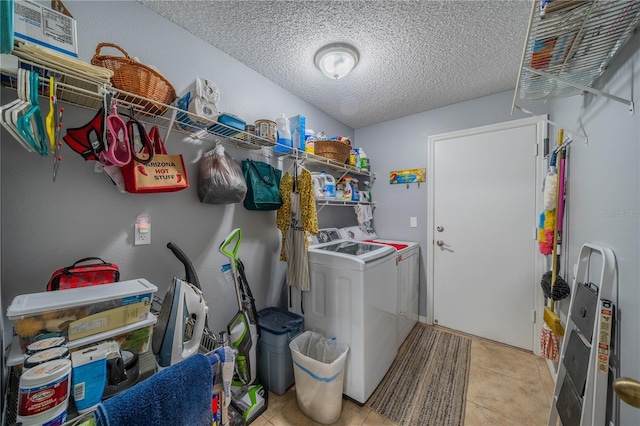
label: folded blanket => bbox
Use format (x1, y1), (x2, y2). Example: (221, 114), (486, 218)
(94, 354), (213, 426)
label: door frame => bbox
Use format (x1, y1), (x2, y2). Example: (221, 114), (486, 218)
(426, 115), (548, 355)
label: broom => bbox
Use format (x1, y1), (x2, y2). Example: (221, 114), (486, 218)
(542, 130), (565, 338)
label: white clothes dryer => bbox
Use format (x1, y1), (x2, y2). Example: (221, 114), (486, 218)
(290, 228), (398, 404)
(340, 226), (420, 348)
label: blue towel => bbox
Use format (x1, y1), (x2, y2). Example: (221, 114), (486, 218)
(95, 354), (213, 426)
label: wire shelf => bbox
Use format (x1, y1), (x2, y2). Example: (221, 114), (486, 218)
(513, 0), (640, 110)
(1, 52), (374, 176)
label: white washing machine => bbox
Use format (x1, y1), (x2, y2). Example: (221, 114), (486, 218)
(289, 228), (398, 404)
(341, 226), (420, 348)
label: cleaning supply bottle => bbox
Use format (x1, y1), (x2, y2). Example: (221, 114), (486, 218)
(305, 129), (315, 154)
(359, 148), (369, 171)
(321, 171), (336, 199)
(274, 113), (292, 155)
(349, 149), (357, 167)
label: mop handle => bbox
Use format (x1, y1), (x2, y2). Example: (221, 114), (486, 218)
(557, 157), (565, 233)
(550, 129), (564, 310)
(219, 228), (242, 264)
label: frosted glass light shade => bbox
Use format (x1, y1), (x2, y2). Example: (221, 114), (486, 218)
(314, 43), (359, 79)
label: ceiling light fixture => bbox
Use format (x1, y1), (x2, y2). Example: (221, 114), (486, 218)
(314, 43), (359, 80)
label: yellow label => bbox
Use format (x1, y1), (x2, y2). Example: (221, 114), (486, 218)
(68, 302), (149, 340)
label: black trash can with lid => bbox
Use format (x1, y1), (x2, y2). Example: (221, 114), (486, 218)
(257, 307), (304, 395)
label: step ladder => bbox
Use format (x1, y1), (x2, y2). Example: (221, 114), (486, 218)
(548, 243), (616, 426)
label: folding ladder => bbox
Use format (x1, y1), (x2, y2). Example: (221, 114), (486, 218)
(548, 244), (616, 426)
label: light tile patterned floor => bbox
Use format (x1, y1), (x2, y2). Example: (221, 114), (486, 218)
(253, 333), (553, 426)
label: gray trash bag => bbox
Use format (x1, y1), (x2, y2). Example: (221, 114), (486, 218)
(198, 143), (247, 204)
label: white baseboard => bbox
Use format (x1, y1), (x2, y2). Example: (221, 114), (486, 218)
(419, 315), (430, 324)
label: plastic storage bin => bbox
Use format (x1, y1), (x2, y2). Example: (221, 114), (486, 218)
(7, 279), (157, 347)
(289, 331), (349, 424)
(257, 307), (303, 395)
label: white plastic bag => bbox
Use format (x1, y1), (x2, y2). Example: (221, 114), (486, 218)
(289, 331), (349, 424)
(197, 143), (247, 204)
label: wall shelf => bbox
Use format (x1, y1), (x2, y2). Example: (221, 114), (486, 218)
(512, 0), (640, 114)
(1, 50), (372, 178)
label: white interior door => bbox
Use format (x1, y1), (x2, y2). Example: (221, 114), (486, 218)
(430, 120), (541, 351)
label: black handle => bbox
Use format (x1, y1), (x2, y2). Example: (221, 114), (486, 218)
(166, 242), (201, 291)
(67, 257), (109, 268)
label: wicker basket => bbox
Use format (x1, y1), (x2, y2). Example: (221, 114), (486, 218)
(91, 43), (177, 116)
(314, 140), (351, 163)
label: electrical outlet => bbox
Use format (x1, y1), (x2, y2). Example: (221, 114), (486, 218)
(410, 217), (417, 228)
(134, 215), (151, 246)
(134, 224), (150, 245)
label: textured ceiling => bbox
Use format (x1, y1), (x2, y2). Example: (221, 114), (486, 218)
(139, 0), (533, 129)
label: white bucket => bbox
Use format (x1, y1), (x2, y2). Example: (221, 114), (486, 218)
(17, 359), (71, 426)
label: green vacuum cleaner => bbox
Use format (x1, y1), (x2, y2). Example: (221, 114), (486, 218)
(219, 228), (267, 424)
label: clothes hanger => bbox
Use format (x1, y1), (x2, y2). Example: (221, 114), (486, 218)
(46, 76), (57, 153)
(9, 70), (40, 152)
(18, 71), (48, 155)
(0, 69), (34, 152)
(52, 107), (64, 182)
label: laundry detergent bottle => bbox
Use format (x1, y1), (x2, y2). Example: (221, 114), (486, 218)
(275, 113), (292, 155)
(358, 148), (369, 171)
(322, 171), (336, 198)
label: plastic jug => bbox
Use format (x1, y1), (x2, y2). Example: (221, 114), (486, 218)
(311, 172), (326, 198)
(358, 148), (369, 171)
(321, 171), (336, 199)
(275, 113), (292, 155)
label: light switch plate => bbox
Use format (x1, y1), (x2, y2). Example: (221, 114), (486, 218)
(410, 217), (417, 228)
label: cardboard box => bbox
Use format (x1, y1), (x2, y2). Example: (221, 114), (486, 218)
(13, 0), (78, 57)
(289, 115), (306, 151)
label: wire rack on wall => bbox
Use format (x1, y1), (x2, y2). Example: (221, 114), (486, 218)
(512, 0), (640, 114)
(1, 52), (372, 177)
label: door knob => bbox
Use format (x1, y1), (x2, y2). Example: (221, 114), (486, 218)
(436, 240), (445, 247)
(614, 377), (640, 408)
(437, 226), (444, 232)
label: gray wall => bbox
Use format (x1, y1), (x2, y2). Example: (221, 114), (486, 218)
(356, 32), (640, 425)
(549, 33), (640, 426)
(1, 1), (353, 338)
(355, 90), (547, 317)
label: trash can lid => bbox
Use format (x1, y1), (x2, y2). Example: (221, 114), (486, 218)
(258, 307), (303, 335)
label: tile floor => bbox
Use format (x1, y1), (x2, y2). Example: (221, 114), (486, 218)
(252, 330), (554, 426)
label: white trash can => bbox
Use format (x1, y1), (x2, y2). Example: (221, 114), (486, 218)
(289, 331), (349, 424)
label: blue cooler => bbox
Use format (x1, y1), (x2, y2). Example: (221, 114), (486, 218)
(257, 307), (303, 395)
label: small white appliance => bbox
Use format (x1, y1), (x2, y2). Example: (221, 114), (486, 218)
(290, 228), (398, 404)
(340, 226), (420, 348)
(152, 278), (207, 368)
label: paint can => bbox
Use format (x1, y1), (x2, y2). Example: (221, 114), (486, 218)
(254, 119), (277, 142)
(24, 347), (70, 370)
(17, 359), (71, 426)
(24, 337), (67, 358)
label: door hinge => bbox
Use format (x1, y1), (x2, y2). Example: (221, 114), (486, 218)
(532, 310), (536, 323)
(535, 143), (539, 156)
(534, 227), (538, 240)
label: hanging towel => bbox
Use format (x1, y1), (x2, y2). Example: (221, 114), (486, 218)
(284, 191), (311, 291)
(354, 203), (373, 231)
(209, 346), (235, 417)
(94, 354), (213, 426)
